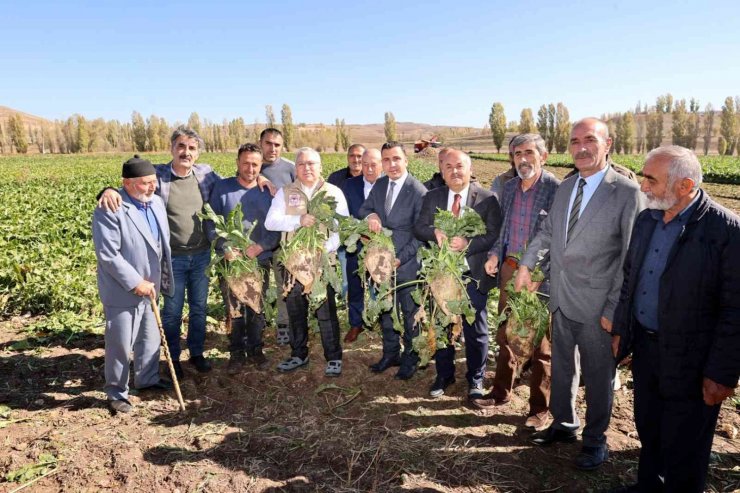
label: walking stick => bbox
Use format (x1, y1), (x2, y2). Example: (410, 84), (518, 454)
(149, 293), (186, 412)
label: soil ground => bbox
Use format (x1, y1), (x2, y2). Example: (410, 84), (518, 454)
(1, 160), (738, 492)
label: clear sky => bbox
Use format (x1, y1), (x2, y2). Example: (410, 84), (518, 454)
(2, 0), (738, 127)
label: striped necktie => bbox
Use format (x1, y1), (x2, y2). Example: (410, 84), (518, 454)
(384, 181), (396, 215)
(567, 178), (586, 244)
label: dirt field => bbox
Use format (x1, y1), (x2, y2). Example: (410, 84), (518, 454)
(1, 160), (739, 492)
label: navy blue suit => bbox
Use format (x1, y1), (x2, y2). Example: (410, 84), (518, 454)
(341, 175), (369, 328)
(414, 184), (502, 386)
(359, 174), (427, 365)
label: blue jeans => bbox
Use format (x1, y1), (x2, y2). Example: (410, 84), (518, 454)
(162, 249), (210, 361)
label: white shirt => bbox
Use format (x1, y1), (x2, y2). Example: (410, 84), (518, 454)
(363, 177), (375, 200)
(265, 181), (349, 253)
(567, 165), (609, 222)
(446, 185), (470, 214)
(385, 171), (408, 211)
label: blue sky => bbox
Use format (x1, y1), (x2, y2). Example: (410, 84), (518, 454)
(2, 0), (738, 127)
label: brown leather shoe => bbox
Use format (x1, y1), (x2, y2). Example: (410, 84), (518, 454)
(344, 326), (364, 343)
(524, 411), (552, 431)
(470, 391), (509, 410)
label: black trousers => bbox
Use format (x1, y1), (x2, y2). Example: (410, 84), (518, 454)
(632, 329), (721, 492)
(434, 282), (489, 386)
(379, 284), (419, 365)
(284, 275), (342, 362)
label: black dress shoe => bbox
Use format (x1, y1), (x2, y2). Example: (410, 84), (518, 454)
(138, 380), (173, 391)
(172, 361), (184, 379)
(369, 355), (401, 373)
(575, 444), (608, 471)
(394, 365), (417, 380)
(189, 354), (212, 373)
(529, 426), (578, 446)
(429, 375), (456, 397)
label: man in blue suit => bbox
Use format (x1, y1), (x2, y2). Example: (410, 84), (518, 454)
(341, 148), (382, 343)
(92, 156), (174, 414)
(359, 142), (427, 380)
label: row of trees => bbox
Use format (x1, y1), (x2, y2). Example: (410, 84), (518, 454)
(0, 105), (358, 155)
(489, 102), (572, 153)
(486, 94), (740, 156)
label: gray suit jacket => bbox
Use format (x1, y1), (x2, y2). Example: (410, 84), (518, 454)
(92, 190), (174, 307)
(521, 166), (644, 323)
(358, 174), (427, 282)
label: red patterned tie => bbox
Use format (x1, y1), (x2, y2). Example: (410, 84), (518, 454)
(452, 193), (461, 218)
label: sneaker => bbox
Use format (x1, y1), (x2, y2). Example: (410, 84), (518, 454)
(109, 399), (133, 413)
(524, 411), (552, 431)
(325, 360), (342, 377)
(227, 353), (247, 375)
(277, 356), (309, 372)
(429, 375), (456, 398)
(468, 382), (485, 400)
(189, 354), (212, 373)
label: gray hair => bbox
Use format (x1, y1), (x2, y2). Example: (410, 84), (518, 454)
(295, 147), (321, 164)
(509, 133), (547, 156)
(646, 145), (703, 191)
(170, 126), (204, 150)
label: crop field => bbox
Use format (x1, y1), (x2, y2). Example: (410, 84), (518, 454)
(0, 152), (738, 492)
(470, 152), (740, 185)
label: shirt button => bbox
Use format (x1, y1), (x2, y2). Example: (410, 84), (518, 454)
(642, 291), (646, 295)
(649, 270), (653, 274)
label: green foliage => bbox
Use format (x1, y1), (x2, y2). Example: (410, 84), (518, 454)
(411, 208), (486, 365)
(5, 453), (58, 483)
(720, 96), (737, 156)
(488, 102), (506, 153)
(0, 152), (436, 333)
(198, 203), (261, 280)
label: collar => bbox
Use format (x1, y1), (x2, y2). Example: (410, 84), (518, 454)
(300, 180), (320, 198)
(363, 177), (375, 188)
(578, 163), (609, 185)
(389, 171), (408, 188)
(449, 184), (470, 201)
(170, 162), (194, 178)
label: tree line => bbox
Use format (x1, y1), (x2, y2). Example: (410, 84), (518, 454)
(0, 104), (359, 155)
(487, 94), (740, 156)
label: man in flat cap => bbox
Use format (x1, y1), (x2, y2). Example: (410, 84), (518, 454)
(92, 155), (174, 413)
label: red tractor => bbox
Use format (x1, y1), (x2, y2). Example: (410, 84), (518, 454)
(414, 135), (442, 153)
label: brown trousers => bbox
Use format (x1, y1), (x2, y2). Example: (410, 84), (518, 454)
(491, 260), (552, 414)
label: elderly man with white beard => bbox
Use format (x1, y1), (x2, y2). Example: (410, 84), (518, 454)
(610, 145), (740, 492)
(476, 134), (561, 431)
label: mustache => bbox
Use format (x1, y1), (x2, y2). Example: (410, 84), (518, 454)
(575, 151), (593, 160)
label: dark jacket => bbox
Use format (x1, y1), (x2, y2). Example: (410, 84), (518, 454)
(423, 172), (446, 191)
(414, 183), (502, 293)
(358, 174), (427, 282)
(613, 190), (740, 398)
(342, 175), (367, 219)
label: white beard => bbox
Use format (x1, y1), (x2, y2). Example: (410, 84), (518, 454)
(646, 191), (677, 211)
(516, 165), (535, 180)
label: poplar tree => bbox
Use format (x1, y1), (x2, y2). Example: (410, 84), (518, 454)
(546, 103), (556, 152)
(131, 111), (148, 152)
(281, 104), (294, 151)
(554, 102), (571, 153)
(384, 112), (397, 141)
(702, 103), (715, 156)
(519, 108), (534, 133)
(265, 105), (276, 128)
(720, 96), (737, 155)
(187, 112), (202, 135)
(671, 99), (688, 147)
(536, 105), (548, 142)
(9, 113), (28, 154)
(488, 102), (506, 153)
